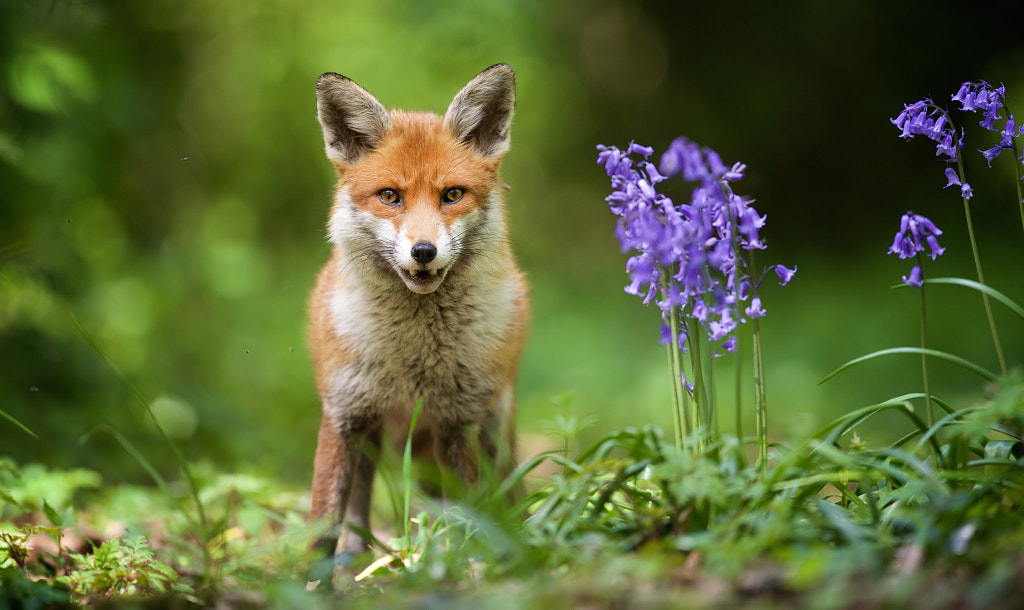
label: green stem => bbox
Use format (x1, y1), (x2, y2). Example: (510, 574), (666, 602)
(709, 356), (719, 439)
(735, 331), (743, 443)
(1012, 140), (1024, 235)
(752, 315), (768, 474)
(956, 155), (1007, 375)
(667, 305), (685, 449)
(746, 248), (768, 472)
(687, 318), (707, 448)
(916, 255), (934, 429)
(1003, 96), (1024, 234)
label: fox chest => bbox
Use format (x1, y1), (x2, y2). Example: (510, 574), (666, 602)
(323, 280), (513, 426)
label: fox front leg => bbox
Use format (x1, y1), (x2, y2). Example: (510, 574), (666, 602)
(434, 422), (481, 489)
(310, 415), (379, 556)
(339, 426), (379, 554)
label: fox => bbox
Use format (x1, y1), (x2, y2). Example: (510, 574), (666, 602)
(307, 64), (529, 556)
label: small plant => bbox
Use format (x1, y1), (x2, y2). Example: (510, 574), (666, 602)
(560, 76), (1024, 604)
(61, 536), (187, 603)
(891, 80), (1024, 374)
(808, 79), (1024, 591)
(828, 80), (1024, 421)
(538, 393), (597, 465)
(887, 210), (946, 426)
(596, 139), (795, 466)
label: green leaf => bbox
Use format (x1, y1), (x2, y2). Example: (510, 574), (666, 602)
(820, 347), (997, 384)
(93, 537), (119, 567)
(911, 277), (1024, 322)
(0, 489), (22, 508)
(43, 500), (64, 528)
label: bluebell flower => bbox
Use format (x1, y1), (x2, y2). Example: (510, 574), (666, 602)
(708, 309), (737, 342)
(745, 297), (766, 318)
(892, 95), (975, 196)
(598, 138), (795, 356)
(679, 371), (694, 393)
(888, 211), (944, 286)
(892, 99), (957, 161)
(979, 115), (1018, 167)
(888, 211), (944, 260)
(943, 167), (961, 189)
(774, 264), (797, 286)
(737, 206), (767, 249)
(951, 81), (1023, 175)
(902, 265), (923, 288)
(952, 81), (1006, 130)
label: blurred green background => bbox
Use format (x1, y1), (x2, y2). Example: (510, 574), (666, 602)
(3, 0), (1023, 484)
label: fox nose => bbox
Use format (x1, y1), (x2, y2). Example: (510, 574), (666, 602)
(411, 241), (437, 265)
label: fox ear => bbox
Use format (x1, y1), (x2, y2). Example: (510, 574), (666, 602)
(443, 64), (515, 160)
(316, 73), (391, 167)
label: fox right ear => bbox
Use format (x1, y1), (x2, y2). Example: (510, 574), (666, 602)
(316, 73), (391, 167)
(444, 64), (515, 160)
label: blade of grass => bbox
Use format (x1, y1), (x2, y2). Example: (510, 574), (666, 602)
(71, 313), (214, 581)
(1, 408), (37, 438)
(768, 397), (946, 488)
(772, 469), (885, 495)
(874, 446), (946, 489)
(494, 452), (583, 500)
(907, 277), (1024, 322)
(820, 347), (997, 384)
(403, 396), (424, 544)
(860, 475), (882, 526)
(79, 425), (199, 532)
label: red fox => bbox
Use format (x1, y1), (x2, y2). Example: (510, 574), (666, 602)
(307, 64), (529, 555)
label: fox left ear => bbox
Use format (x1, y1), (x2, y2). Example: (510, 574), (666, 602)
(443, 64), (515, 160)
(316, 72), (391, 167)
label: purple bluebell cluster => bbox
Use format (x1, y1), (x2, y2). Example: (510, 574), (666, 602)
(597, 138), (795, 356)
(887, 211), (945, 287)
(892, 81), (1024, 198)
(891, 99), (971, 199)
(952, 81), (1023, 169)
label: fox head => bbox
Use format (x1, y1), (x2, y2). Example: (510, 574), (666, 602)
(315, 64), (515, 295)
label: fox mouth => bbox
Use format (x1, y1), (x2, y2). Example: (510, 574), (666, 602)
(398, 265), (448, 293)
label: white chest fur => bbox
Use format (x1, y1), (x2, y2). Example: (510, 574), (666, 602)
(323, 260), (517, 429)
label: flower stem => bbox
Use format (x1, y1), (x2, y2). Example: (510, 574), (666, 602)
(1012, 141), (1024, 235)
(735, 332), (743, 444)
(746, 249), (768, 472)
(916, 255), (934, 428)
(709, 358), (719, 439)
(956, 156), (1008, 376)
(667, 305), (686, 449)
(1004, 97), (1024, 234)
(752, 316), (768, 474)
(687, 318), (707, 448)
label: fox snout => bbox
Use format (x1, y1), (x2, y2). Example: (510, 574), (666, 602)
(411, 241), (437, 264)
(393, 231), (452, 294)
(399, 239), (447, 294)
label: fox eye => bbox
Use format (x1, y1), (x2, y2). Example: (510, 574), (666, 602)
(442, 187), (464, 204)
(377, 188), (401, 205)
